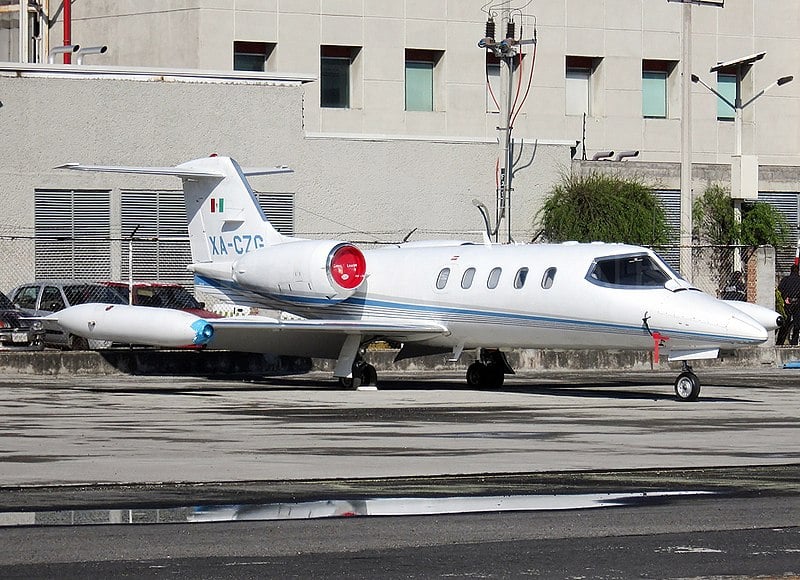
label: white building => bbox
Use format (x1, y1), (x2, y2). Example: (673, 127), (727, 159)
(1, 0), (799, 290)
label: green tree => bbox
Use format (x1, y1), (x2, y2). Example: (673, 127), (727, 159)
(693, 184), (790, 247)
(535, 172), (670, 245)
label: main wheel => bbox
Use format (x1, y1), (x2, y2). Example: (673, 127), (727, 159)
(66, 334), (90, 351)
(674, 371), (701, 401)
(466, 362), (485, 387)
(466, 362), (505, 388)
(361, 364), (378, 386)
(483, 364), (505, 388)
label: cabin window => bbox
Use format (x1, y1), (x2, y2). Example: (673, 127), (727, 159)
(541, 267), (557, 289)
(487, 267), (502, 289)
(514, 267), (529, 289)
(588, 254), (670, 288)
(436, 267), (450, 289)
(461, 267), (476, 289)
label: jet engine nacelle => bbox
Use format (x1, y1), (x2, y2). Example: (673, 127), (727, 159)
(233, 240), (367, 305)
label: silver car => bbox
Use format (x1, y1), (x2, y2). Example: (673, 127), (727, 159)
(0, 289), (45, 351)
(10, 281), (127, 350)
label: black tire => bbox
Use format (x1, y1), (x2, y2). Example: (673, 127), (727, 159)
(361, 364), (378, 386)
(67, 334), (90, 351)
(484, 364), (505, 388)
(466, 362), (505, 388)
(338, 376), (363, 389)
(674, 371), (701, 401)
(466, 362), (485, 387)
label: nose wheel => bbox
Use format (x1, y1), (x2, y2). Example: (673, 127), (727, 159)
(674, 364), (701, 401)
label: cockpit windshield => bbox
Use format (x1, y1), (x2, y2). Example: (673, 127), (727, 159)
(587, 253), (671, 288)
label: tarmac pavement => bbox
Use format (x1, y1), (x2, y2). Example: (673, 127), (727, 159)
(0, 367), (798, 491)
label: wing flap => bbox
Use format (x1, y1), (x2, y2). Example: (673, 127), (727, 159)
(207, 317), (448, 357)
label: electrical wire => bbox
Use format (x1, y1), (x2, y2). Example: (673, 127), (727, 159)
(486, 65), (500, 111)
(510, 25), (537, 127)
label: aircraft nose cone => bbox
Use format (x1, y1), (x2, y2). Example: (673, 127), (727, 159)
(727, 312), (768, 344)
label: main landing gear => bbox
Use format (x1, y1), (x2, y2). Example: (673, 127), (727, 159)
(338, 358), (378, 389)
(674, 362), (701, 402)
(466, 349), (514, 389)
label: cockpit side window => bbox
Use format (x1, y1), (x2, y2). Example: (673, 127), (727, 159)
(587, 254), (670, 288)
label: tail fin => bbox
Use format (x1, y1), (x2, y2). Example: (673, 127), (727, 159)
(56, 156), (293, 266)
(176, 156), (289, 263)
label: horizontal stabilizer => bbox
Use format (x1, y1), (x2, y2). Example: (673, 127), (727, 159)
(55, 163), (224, 179)
(241, 167), (294, 177)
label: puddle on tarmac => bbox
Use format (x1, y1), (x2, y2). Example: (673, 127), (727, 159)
(0, 490), (714, 527)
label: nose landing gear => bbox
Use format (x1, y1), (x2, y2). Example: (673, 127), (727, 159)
(674, 362), (701, 401)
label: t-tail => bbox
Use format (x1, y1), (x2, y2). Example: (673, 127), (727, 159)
(57, 156), (368, 307)
(176, 156), (290, 265)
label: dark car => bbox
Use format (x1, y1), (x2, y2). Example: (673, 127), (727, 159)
(10, 281), (127, 350)
(0, 289), (45, 351)
(100, 282), (221, 319)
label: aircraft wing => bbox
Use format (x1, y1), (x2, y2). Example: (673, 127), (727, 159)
(49, 303), (448, 358)
(207, 317), (449, 358)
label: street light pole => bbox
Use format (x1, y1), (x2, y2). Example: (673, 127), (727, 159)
(692, 59), (793, 270)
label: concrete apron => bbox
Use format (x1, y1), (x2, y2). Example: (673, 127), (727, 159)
(0, 347), (798, 376)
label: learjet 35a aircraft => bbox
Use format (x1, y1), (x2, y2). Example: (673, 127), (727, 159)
(53, 155), (781, 401)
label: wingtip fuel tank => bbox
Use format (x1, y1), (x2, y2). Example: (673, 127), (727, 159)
(49, 303), (214, 347)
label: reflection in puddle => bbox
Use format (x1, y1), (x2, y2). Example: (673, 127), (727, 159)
(0, 491), (714, 527)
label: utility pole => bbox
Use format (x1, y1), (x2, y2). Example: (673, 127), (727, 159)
(478, 7), (535, 243)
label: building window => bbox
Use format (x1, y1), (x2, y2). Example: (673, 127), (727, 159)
(642, 61), (671, 118)
(321, 45), (360, 109)
(717, 73), (736, 120)
(233, 41), (275, 72)
(565, 56), (596, 116)
(405, 49), (442, 112)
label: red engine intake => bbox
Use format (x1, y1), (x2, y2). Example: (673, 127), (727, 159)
(328, 244), (366, 290)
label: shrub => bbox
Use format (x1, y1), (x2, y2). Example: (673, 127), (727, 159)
(535, 172), (670, 245)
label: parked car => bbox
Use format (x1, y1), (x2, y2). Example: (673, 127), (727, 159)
(9, 281), (127, 350)
(0, 289), (45, 351)
(99, 281), (221, 319)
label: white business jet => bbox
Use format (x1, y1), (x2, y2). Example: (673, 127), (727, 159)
(53, 155), (780, 401)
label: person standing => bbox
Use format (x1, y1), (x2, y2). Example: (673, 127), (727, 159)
(777, 264), (800, 346)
